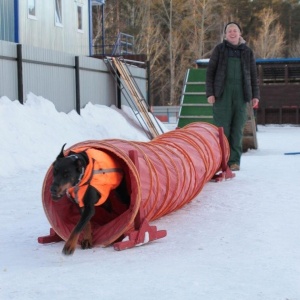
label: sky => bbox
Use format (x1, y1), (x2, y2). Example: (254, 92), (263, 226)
(0, 93), (300, 300)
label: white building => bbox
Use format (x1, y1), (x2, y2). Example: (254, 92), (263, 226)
(0, 0), (104, 56)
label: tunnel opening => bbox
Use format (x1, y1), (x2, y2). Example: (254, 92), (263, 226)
(42, 142), (141, 247)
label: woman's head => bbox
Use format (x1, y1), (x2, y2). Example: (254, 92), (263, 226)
(224, 22), (242, 45)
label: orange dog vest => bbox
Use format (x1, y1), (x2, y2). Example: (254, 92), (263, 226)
(67, 148), (123, 208)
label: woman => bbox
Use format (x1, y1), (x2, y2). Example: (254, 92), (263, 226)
(206, 22), (260, 171)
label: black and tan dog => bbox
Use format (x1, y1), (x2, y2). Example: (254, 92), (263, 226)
(50, 144), (128, 255)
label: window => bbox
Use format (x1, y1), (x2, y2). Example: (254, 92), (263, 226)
(92, 0), (106, 4)
(28, 0), (36, 19)
(55, 0), (63, 26)
(77, 5), (83, 32)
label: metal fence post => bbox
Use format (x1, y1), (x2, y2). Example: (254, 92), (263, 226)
(16, 44), (23, 104)
(75, 56), (80, 115)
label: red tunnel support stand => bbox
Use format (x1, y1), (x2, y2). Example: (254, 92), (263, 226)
(211, 127), (236, 182)
(38, 228), (63, 244)
(113, 219), (167, 251)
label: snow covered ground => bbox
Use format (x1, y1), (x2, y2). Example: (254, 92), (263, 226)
(1, 93), (300, 300)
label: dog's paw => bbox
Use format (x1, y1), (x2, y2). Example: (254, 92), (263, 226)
(62, 243), (76, 256)
(81, 239), (93, 250)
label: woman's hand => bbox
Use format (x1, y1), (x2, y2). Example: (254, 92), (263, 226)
(207, 96), (215, 104)
(252, 98), (259, 108)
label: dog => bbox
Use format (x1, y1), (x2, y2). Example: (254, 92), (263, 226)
(50, 143), (129, 255)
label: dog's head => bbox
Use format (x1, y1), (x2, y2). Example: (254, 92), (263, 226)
(50, 144), (85, 200)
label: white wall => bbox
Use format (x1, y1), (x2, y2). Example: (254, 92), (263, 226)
(18, 0), (90, 56)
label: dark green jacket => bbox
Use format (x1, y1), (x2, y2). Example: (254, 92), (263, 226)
(206, 40), (260, 102)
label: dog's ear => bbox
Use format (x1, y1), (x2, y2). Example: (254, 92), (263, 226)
(57, 143), (67, 159)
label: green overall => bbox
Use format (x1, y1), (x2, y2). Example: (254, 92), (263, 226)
(213, 57), (247, 166)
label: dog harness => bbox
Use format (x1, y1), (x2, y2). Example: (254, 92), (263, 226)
(67, 148), (123, 208)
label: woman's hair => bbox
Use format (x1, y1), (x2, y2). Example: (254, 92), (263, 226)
(224, 22), (242, 33)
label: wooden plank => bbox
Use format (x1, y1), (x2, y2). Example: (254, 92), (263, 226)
(112, 57), (161, 138)
(186, 81), (206, 85)
(179, 115), (213, 119)
(183, 92), (206, 95)
(181, 103), (212, 107)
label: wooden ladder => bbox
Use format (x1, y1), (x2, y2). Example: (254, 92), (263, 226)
(106, 56), (164, 139)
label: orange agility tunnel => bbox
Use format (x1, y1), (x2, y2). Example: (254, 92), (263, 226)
(39, 122), (230, 250)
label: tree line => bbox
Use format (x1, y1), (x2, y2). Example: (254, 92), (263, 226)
(93, 0), (300, 106)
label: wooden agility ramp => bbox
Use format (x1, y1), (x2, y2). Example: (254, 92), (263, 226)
(177, 68), (213, 127)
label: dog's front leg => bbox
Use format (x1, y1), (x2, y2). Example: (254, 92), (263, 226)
(63, 218), (92, 254)
(62, 230), (81, 255)
(81, 221), (92, 250)
(62, 221), (92, 254)
(62, 187), (98, 255)
(63, 203), (95, 255)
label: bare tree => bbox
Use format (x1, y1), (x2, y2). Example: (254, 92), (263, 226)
(159, 0), (176, 105)
(289, 38), (300, 57)
(252, 8), (286, 58)
(135, 0), (165, 68)
(133, 0), (167, 105)
(91, 6), (103, 54)
(186, 0), (221, 58)
(138, 0), (187, 105)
